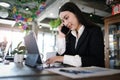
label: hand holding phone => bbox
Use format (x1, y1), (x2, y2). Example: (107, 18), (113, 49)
(61, 25), (70, 35)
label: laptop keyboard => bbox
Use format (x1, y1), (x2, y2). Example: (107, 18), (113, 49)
(36, 63), (65, 70)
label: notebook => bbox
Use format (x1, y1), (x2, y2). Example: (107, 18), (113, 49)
(24, 32), (42, 68)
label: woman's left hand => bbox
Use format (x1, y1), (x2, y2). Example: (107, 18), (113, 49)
(45, 56), (64, 64)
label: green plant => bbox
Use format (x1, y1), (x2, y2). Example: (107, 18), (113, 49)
(11, 41), (26, 54)
(49, 18), (61, 29)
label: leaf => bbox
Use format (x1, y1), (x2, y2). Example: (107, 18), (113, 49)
(18, 46), (26, 51)
(17, 41), (22, 49)
(11, 41), (26, 54)
(49, 18), (61, 29)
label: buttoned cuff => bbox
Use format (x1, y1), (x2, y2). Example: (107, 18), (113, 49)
(63, 55), (82, 67)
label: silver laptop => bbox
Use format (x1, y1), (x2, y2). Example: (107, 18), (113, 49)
(24, 32), (42, 68)
(24, 32), (65, 69)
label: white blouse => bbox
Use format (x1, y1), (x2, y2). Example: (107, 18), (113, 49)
(57, 25), (85, 67)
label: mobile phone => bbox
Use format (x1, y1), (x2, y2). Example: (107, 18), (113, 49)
(61, 25), (70, 35)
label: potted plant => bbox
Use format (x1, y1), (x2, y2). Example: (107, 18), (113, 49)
(11, 41), (26, 63)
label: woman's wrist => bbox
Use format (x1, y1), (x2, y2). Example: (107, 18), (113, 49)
(58, 34), (65, 38)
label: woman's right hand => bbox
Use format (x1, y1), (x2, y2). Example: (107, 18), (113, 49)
(45, 56), (64, 64)
(58, 24), (65, 38)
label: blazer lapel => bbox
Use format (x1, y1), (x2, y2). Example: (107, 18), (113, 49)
(75, 28), (88, 51)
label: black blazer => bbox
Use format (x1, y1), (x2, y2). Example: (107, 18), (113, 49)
(63, 26), (105, 67)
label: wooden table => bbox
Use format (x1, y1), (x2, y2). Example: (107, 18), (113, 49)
(0, 62), (120, 80)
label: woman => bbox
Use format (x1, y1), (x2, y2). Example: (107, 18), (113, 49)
(46, 2), (105, 67)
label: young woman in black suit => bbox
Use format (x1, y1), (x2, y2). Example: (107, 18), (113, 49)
(46, 2), (105, 67)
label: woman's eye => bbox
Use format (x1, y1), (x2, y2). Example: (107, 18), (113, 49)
(65, 16), (68, 20)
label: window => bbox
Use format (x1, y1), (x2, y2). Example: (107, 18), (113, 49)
(37, 32), (57, 61)
(0, 30), (25, 57)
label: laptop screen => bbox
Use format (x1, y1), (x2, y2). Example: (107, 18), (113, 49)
(24, 32), (40, 54)
(24, 32), (42, 67)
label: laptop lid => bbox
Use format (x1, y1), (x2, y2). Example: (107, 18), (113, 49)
(24, 32), (42, 67)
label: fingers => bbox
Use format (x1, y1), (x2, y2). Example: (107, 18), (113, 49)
(45, 58), (54, 64)
(58, 24), (63, 32)
(45, 56), (64, 64)
(58, 25), (66, 37)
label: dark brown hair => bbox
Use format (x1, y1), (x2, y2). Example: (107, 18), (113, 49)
(59, 2), (99, 28)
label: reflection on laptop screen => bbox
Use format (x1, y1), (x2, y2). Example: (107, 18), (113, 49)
(24, 32), (42, 67)
(24, 32), (39, 54)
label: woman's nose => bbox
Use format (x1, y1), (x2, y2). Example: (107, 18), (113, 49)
(63, 20), (68, 26)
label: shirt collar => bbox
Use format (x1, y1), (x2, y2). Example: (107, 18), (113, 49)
(71, 25), (85, 38)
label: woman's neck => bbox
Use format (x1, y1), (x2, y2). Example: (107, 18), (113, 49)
(76, 24), (82, 31)
(75, 24), (82, 38)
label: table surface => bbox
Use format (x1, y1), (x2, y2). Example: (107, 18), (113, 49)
(0, 62), (120, 80)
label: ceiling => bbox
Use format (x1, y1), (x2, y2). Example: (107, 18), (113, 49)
(0, 0), (117, 28)
(36, 0), (112, 27)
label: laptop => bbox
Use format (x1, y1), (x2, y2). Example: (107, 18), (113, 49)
(24, 32), (42, 68)
(24, 32), (68, 69)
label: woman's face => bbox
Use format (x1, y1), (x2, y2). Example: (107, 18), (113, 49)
(59, 11), (80, 31)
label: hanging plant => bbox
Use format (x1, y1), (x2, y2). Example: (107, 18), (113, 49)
(49, 18), (61, 29)
(11, 0), (46, 32)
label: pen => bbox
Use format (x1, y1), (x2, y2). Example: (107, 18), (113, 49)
(59, 69), (80, 74)
(59, 69), (93, 74)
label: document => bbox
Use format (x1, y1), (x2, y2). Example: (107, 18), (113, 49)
(45, 66), (120, 79)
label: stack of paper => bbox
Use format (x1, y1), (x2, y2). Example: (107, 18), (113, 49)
(45, 66), (120, 79)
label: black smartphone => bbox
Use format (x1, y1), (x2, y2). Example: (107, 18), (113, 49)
(61, 25), (70, 35)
